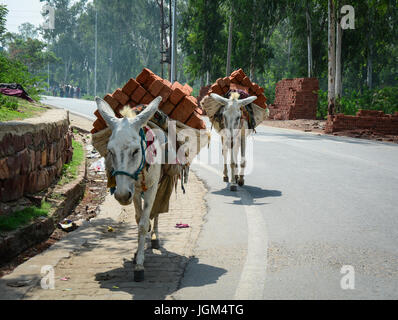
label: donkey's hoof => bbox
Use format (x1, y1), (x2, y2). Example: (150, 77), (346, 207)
(134, 270), (145, 282)
(230, 185), (238, 192)
(151, 239), (160, 249)
(238, 179), (244, 186)
(223, 176), (229, 182)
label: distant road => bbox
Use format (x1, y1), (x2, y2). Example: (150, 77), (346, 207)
(41, 95), (96, 121)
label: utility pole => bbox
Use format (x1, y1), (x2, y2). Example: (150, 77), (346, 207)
(94, 9), (98, 97)
(41, 0), (55, 92)
(170, 0), (177, 82)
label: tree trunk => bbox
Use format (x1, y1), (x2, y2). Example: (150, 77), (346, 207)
(367, 44), (373, 89)
(305, 0), (313, 78)
(249, 0), (257, 80)
(226, 14), (233, 76)
(106, 46), (113, 94)
(328, 0), (336, 116)
(335, 19), (343, 100)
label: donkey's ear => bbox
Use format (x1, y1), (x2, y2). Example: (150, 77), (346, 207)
(238, 96), (257, 107)
(133, 96), (162, 128)
(210, 93), (229, 105)
(95, 97), (120, 130)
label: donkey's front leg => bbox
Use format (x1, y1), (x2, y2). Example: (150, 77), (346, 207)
(230, 139), (239, 192)
(238, 131), (246, 187)
(150, 215), (160, 249)
(134, 184), (158, 282)
(221, 136), (229, 182)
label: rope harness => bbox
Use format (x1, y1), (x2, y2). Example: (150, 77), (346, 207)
(110, 128), (147, 195)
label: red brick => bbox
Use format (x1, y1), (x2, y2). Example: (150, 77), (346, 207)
(141, 92), (155, 105)
(94, 110), (107, 127)
(223, 77), (231, 87)
(194, 107), (204, 116)
(159, 85), (172, 102)
(209, 84), (223, 96)
(230, 77), (240, 84)
(171, 81), (184, 91)
(163, 79), (172, 88)
(254, 95), (267, 108)
(241, 76), (252, 87)
(169, 87), (186, 105)
(122, 78), (140, 96)
(136, 68), (154, 85)
(183, 84), (193, 95)
(230, 83), (249, 93)
(103, 94), (120, 110)
(216, 78), (226, 88)
(93, 119), (106, 131)
(160, 101), (177, 115)
(170, 96), (197, 123)
(131, 86), (146, 103)
(112, 89), (129, 105)
(185, 112), (206, 130)
(148, 79), (165, 96)
(231, 69), (245, 82)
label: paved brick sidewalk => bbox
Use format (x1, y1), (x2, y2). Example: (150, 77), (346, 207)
(0, 173), (206, 300)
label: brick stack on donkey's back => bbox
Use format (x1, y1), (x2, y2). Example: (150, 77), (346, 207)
(91, 68), (206, 133)
(206, 68), (268, 109)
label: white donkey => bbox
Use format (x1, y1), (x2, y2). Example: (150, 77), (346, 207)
(210, 92), (257, 191)
(95, 96), (164, 282)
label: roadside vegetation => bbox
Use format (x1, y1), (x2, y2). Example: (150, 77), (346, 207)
(0, 96), (46, 121)
(57, 139), (84, 186)
(0, 201), (51, 232)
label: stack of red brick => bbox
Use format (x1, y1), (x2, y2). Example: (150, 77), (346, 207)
(206, 69), (267, 109)
(91, 68), (206, 134)
(325, 110), (398, 134)
(268, 78), (319, 120)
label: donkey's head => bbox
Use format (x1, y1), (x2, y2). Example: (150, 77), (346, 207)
(210, 92), (257, 139)
(95, 96), (162, 205)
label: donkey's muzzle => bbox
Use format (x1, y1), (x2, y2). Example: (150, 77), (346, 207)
(115, 190), (133, 205)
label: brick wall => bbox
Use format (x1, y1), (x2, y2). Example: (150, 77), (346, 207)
(325, 110), (398, 134)
(0, 109), (73, 205)
(268, 78), (319, 120)
(91, 68), (206, 133)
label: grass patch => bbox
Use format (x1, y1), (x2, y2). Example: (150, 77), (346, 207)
(57, 139), (84, 186)
(0, 96), (46, 121)
(0, 202), (51, 232)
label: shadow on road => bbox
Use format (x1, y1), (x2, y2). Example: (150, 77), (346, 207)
(212, 185), (282, 206)
(95, 253), (226, 300)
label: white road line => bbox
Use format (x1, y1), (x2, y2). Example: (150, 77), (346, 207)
(194, 161), (268, 300)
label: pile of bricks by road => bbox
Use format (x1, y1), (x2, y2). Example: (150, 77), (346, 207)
(206, 69), (267, 109)
(268, 78), (319, 120)
(91, 68), (206, 134)
(325, 110), (398, 134)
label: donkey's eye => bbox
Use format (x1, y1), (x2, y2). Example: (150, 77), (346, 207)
(132, 149), (139, 157)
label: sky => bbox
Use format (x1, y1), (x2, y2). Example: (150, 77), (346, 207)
(0, 0), (45, 33)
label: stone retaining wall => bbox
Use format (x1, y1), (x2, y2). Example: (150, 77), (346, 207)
(0, 109), (73, 206)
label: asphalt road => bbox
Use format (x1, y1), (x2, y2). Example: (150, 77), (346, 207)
(42, 95), (398, 299)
